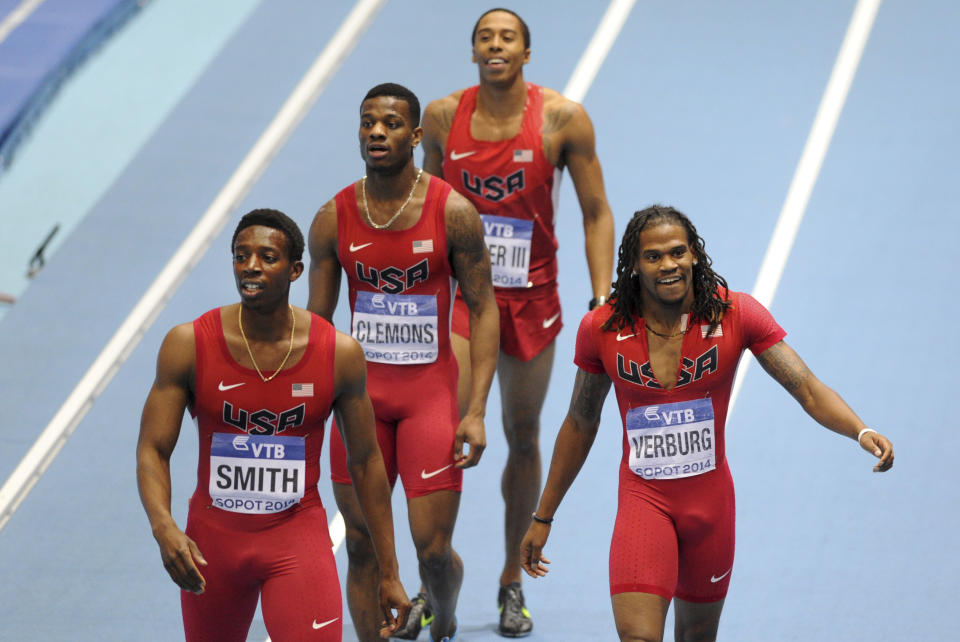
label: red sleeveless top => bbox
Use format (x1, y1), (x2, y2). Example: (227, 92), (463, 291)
(335, 174), (457, 380)
(190, 307), (335, 520)
(442, 83), (560, 293)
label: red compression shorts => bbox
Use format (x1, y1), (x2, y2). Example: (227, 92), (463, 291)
(451, 286), (561, 361)
(330, 366), (462, 497)
(181, 503), (341, 641)
(609, 465), (735, 603)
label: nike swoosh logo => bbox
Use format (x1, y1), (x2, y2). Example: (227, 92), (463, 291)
(421, 464), (453, 479)
(312, 617), (339, 630)
(542, 312), (561, 329)
(218, 381), (245, 391)
(349, 242), (372, 252)
(616, 332), (636, 342)
(710, 569), (732, 583)
(449, 150), (476, 161)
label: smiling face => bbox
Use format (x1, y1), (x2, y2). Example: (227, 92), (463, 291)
(633, 222), (698, 310)
(232, 225), (303, 309)
(358, 95), (422, 174)
(471, 10), (530, 82)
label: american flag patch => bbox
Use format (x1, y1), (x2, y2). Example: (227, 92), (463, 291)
(292, 383), (314, 397)
(701, 324), (723, 338)
(513, 149), (533, 163)
(412, 239), (433, 254)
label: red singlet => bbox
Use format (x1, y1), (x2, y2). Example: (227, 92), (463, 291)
(574, 292), (786, 602)
(184, 307), (341, 641)
(329, 174), (462, 497)
(444, 83), (563, 360)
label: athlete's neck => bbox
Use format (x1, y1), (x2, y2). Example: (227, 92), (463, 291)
(365, 161), (420, 200)
(641, 295), (693, 333)
(237, 301), (292, 342)
(476, 74), (527, 119)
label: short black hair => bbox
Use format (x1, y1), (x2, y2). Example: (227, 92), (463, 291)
(472, 8), (530, 49)
(362, 82), (421, 127)
(231, 208), (304, 262)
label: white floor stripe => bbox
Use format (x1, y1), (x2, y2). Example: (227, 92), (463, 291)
(0, 0), (388, 532)
(0, 0), (45, 45)
(729, 0), (882, 412)
(562, 0), (636, 102)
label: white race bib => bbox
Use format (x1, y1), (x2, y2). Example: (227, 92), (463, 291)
(352, 291), (438, 364)
(209, 433), (305, 514)
(481, 214), (533, 288)
(626, 398), (716, 480)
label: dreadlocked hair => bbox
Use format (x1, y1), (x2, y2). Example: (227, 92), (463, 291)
(602, 205), (731, 336)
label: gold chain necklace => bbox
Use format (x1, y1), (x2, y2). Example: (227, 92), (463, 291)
(362, 167), (422, 230)
(238, 304), (295, 382)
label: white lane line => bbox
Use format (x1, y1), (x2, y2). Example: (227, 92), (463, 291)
(0, 0), (45, 45)
(562, 0), (636, 102)
(729, 0), (882, 412)
(0, 0), (388, 532)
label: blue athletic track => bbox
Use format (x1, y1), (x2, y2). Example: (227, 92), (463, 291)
(0, 1), (956, 640)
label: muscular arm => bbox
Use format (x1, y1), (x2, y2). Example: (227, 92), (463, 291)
(307, 198), (342, 321)
(447, 191), (499, 467)
(550, 99), (615, 301)
(521, 368), (612, 576)
(332, 332), (410, 631)
(421, 97), (457, 177)
(136, 324), (207, 593)
(756, 340), (894, 471)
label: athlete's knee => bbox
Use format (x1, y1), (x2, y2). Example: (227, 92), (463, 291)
(416, 542), (455, 577)
(675, 622), (718, 642)
(343, 526), (376, 565)
(503, 422), (540, 456)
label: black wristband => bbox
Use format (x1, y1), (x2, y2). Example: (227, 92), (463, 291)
(531, 512), (553, 525)
(589, 295), (607, 310)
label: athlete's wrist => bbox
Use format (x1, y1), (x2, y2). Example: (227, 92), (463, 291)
(856, 427), (877, 445)
(589, 295), (607, 310)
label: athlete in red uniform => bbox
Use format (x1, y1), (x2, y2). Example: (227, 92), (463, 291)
(137, 209), (409, 641)
(308, 84), (498, 642)
(421, 10), (615, 635)
(520, 206), (894, 641)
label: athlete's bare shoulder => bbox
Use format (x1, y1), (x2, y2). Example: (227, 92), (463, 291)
(308, 196), (339, 258)
(333, 329), (366, 395)
(443, 187), (482, 241)
(423, 89), (467, 138)
(541, 88), (589, 138)
(156, 321), (197, 387)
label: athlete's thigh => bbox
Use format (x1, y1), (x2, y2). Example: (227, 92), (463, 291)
(260, 507), (342, 641)
(497, 339), (555, 433)
(395, 381), (462, 498)
(609, 486), (679, 600)
(406, 489), (461, 552)
(611, 592), (670, 642)
(181, 513), (260, 641)
(674, 597), (725, 642)
(674, 471), (735, 602)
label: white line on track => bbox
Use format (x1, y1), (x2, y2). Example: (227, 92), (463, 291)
(729, 0), (882, 412)
(0, 0), (45, 45)
(562, 0), (636, 102)
(0, 0), (388, 532)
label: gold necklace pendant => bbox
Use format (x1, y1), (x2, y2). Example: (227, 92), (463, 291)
(238, 304), (296, 382)
(362, 167), (423, 230)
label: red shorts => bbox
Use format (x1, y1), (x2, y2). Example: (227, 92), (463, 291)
(182, 503), (341, 641)
(451, 286), (562, 361)
(609, 464), (735, 603)
(330, 362), (462, 498)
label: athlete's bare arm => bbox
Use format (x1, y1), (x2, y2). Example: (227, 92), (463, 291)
(446, 190), (498, 468)
(332, 331), (411, 634)
(136, 323), (208, 595)
(307, 198), (342, 321)
(421, 94), (462, 177)
(756, 340), (894, 472)
(543, 91), (615, 302)
(521, 368), (612, 577)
